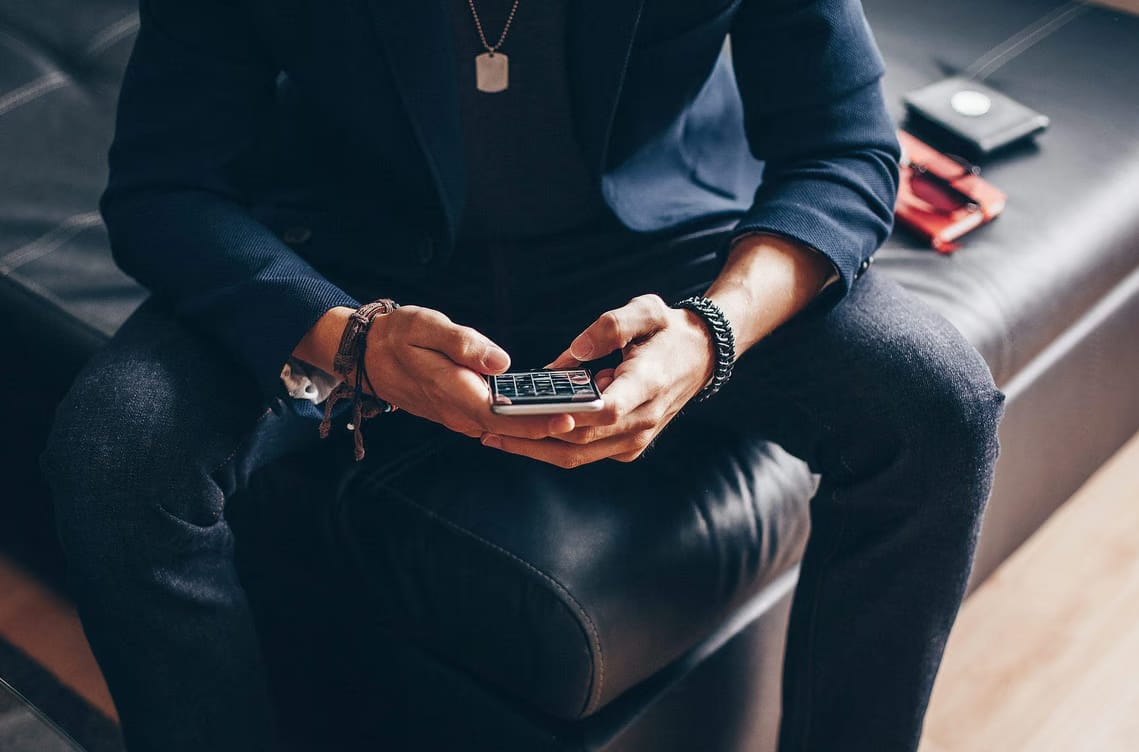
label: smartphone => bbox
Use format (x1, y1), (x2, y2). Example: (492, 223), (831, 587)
(488, 369), (604, 415)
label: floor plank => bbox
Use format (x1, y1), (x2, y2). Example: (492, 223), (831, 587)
(920, 431), (1139, 752)
(0, 554), (116, 720)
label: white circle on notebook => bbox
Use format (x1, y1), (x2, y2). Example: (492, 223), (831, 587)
(950, 90), (992, 117)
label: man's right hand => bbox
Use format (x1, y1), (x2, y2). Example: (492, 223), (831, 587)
(362, 306), (577, 440)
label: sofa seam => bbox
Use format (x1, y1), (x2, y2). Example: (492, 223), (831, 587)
(0, 70), (68, 118)
(0, 212), (103, 272)
(84, 14), (140, 57)
(378, 482), (607, 718)
(0, 13), (139, 120)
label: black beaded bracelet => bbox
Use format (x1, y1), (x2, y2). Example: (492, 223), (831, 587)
(672, 296), (736, 402)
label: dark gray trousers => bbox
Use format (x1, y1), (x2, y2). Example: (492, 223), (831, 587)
(43, 225), (1003, 752)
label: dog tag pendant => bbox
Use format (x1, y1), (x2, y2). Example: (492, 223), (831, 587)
(475, 52), (509, 93)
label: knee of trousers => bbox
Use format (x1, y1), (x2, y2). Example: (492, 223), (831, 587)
(42, 357), (235, 568)
(817, 310), (1006, 531)
(862, 327), (1005, 525)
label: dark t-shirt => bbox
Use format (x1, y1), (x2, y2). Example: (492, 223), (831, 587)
(448, 0), (611, 241)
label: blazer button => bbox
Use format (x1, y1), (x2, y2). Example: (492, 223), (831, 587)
(417, 237), (435, 264)
(282, 226), (312, 246)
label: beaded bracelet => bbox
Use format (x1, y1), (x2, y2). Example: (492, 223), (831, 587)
(318, 298), (399, 461)
(672, 296), (736, 402)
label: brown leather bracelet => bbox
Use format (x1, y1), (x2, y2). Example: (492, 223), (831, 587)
(319, 298), (399, 461)
(330, 299), (397, 377)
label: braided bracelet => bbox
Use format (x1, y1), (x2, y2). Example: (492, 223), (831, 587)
(318, 298), (399, 461)
(672, 296), (736, 402)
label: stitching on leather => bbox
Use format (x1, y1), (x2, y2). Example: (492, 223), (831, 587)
(0, 212), (102, 273)
(964, 1), (1087, 81)
(85, 14), (140, 56)
(0, 13), (138, 120)
(0, 271), (69, 311)
(0, 70), (67, 118)
(379, 483), (607, 717)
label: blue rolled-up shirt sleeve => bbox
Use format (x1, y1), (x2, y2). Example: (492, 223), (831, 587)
(101, 0), (359, 398)
(729, 0), (900, 294)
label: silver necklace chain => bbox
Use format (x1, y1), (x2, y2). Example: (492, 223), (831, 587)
(466, 0), (522, 54)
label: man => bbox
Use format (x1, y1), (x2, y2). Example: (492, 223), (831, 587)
(43, 0), (1004, 750)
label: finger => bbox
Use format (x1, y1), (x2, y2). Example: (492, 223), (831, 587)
(544, 350), (580, 370)
(444, 370), (577, 438)
(482, 411), (577, 439)
(561, 414), (660, 445)
(566, 360), (655, 428)
(550, 368), (624, 443)
(557, 410), (663, 447)
(481, 432), (645, 469)
(407, 309), (511, 374)
(560, 295), (671, 363)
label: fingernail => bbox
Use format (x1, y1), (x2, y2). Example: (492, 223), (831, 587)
(570, 336), (593, 360)
(482, 435), (502, 449)
(483, 348), (510, 372)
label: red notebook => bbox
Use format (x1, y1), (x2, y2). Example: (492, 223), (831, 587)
(895, 130), (1007, 254)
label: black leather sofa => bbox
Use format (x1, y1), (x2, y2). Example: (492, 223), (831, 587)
(3, 1), (1138, 750)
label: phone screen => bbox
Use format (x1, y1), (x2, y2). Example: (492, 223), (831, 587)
(488, 369), (602, 411)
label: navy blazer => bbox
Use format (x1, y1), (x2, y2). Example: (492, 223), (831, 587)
(102, 0), (899, 396)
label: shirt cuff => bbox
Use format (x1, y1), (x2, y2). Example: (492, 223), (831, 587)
(280, 358), (341, 404)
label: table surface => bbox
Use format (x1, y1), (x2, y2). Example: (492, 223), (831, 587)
(0, 676), (85, 752)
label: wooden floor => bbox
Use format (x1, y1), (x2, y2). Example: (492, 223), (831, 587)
(1, 432), (1138, 747)
(0, 552), (116, 719)
(920, 430), (1139, 752)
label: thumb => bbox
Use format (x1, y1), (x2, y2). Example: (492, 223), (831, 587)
(545, 348), (580, 370)
(554, 295), (668, 366)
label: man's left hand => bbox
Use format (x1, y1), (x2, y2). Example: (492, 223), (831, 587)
(480, 294), (715, 468)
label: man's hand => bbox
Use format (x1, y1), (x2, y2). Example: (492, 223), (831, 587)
(363, 306), (580, 440)
(479, 294), (715, 468)
(294, 233), (830, 457)
(297, 304), (580, 441)
(476, 233), (835, 468)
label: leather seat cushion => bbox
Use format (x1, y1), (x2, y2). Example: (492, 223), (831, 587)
(331, 412), (815, 721)
(866, 0), (1139, 386)
(0, 0), (145, 341)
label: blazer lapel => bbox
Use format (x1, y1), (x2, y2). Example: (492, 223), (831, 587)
(359, 0), (464, 238)
(568, 0), (647, 174)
